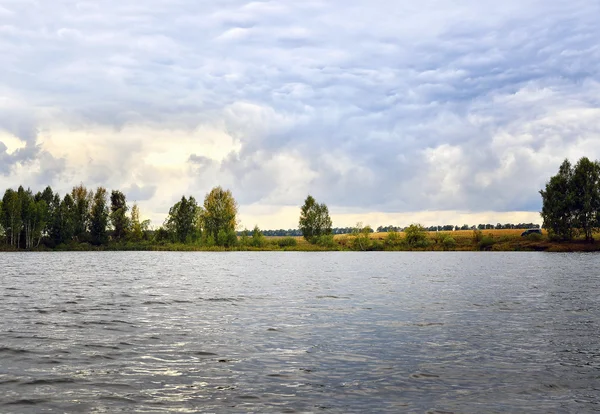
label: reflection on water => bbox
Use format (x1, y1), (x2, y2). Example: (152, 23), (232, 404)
(0, 252), (599, 412)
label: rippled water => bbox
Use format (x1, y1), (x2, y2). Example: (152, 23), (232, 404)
(1, 252), (599, 413)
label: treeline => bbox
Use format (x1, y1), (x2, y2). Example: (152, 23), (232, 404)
(0, 184), (242, 249)
(0, 180), (550, 251)
(249, 222), (540, 237)
(377, 223), (540, 232)
(0, 185), (334, 250)
(239, 226), (369, 237)
(540, 157), (600, 242)
(0, 185), (151, 249)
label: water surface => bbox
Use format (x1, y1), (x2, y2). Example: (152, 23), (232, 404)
(1, 252), (599, 412)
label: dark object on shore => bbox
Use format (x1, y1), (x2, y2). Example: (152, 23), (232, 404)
(521, 229), (542, 237)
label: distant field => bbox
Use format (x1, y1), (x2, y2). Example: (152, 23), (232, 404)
(260, 228), (600, 252)
(265, 229), (536, 241)
(366, 228), (535, 240)
(265, 229), (538, 245)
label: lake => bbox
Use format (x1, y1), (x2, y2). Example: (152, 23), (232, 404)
(0, 252), (599, 413)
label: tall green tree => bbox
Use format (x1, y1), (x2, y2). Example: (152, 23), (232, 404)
(571, 157), (600, 242)
(89, 187), (109, 245)
(36, 186), (55, 243)
(202, 186), (238, 246)
(72, 184), (91, 241)
(130, 202), (143, 241)
(540, 159), (576, 240)
(0, 198), (3, 244)
(110, 190), (130, 241)
(352, 222), (372, 251)
(299, 195), (332, 243)
(165, 196), (200, 243)
(1, 188), (22, 247)
(18, 186), (33, 248)
(49, 193), (75, 246)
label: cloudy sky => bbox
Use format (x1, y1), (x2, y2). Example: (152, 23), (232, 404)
(1, 0), (599, 229)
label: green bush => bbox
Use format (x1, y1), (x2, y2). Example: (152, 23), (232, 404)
(405, 224), (428, 248)
(472, 229), (483, 243)
(217, 229), (238, 247)
(239, 229), (250, 247)
(250, 226), (266, 248)
(442, 236), (456, 250)
(277, 237), (298, 247)
(385, 231), (403, 247)
(315, 234), (335, 248)
(478, 236), (495, 250)
(526, 232), (543, 242)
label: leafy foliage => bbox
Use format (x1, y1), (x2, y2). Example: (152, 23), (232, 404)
(540, 157), (600, 242)
(352, 222), (372, 251)
(90, 187), (109, 245)
(277, 236), (298, 248)
(202, 186), (238, 246)
(110, 190), (130, 241)
(404, 224), (429, 248)
(165, 196), (200, 243)
(250, 225), (266, 248)
(299, 195), (332, 243)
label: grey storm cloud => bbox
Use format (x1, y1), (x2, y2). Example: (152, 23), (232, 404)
(1, 0), (599, 215)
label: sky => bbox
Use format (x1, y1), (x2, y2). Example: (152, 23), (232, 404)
(1, 0), (599, 230)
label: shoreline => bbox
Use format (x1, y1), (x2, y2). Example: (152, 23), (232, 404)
(2, 238), (599, 253)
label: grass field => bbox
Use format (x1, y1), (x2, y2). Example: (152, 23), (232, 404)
(4, 229), (598, 252)
(264, 228), (600, 252)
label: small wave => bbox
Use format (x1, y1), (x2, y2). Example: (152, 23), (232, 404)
(111, 319), (132, 325)
(316, 295), (350, 299)
(84, 344), (120, 350)
(90, 354), (115, 360)
(99, 395), (137, 403)
(193, 351), (218, 356)
(203, 297), (244, 302)
(411, 372), (440, 379)
(89, 382), (134, 389)
(4, 398), (49, 406)
(142, 300), (169, 305)
(21, 378), (76, 385)
(0, 346), (32, 355)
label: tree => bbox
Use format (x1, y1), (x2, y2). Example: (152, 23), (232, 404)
(250, 225), (266, 248)
(72, 184), (91, 241)
(1, 188), (22, 247)
(165, 196), (200, 243)
(49, 193), (75, 246)
(18, 186), (33, 248)
(352, 222), (372, 251)
(202, 186), (238, 246)
(89, 187), (109, 245)
(571, 157), (600, 242)
(540, 159), (576, 240)
(110, 190), (130, 241)
(404, 223), (428, 247)
(37, 186), (56, 243)
(30, 199), (49, 248)
(299, 195), (332, 243)
(130, 203), (143, 241)
(0, 198), (3, 243)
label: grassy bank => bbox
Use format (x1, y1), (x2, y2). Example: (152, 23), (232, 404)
(3, 229), (600, 252)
